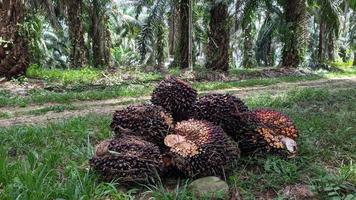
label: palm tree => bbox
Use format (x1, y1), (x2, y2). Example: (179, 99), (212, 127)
(168, 0), (180, 57)
(177, 0), (190, 69)
(206, 1), (230, 71)
(353, 16), (356, 65)
(155, 21), (165, 70)
(315, 0), (342, 63)
(349, 0), (356, 66)
(65, 0), (87, 68)
(280, 0), (307, 68)
(327, 31), (335, 62)
(318, 19), (325, 62)
(137, 0), (168, 69)
(242, 23), (255, 68)
(255, 7), (282, 67)
(239, 0), (257, 68)
(0, 0), (29, 79)
(239, 0), (279, 68)
(89, 0), (112, 68)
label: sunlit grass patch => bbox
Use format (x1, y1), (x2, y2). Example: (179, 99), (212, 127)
(245, 88), (331, 108)
(193, 75), (321, 91)
(26, 64), (102, 85)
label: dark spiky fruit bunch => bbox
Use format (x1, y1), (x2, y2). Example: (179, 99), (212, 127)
(151, 76), (198, 122)
(90, 135), (162, 183)
(237, 109), (298, 156)
(163, 120), (240, 177)
(110, 104), (173, 148)
(192, 93), (249, 137)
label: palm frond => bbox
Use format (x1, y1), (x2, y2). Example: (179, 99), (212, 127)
(320, 0), (342, 37)
(255, 4), (283, 66)
(349, 0), (356, 10)
(240, 0), (258, 29)
(136, 0), (167, 62)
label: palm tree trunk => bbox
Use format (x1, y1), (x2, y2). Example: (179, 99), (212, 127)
(0, 0), (29, 79)
(155, 22), (164, 70)
(177, 0), (189, 69)
(266, 38), (274, 67)
(327, 33), (334, 62)
(234, 0), (242, 32)
(281, 0), (306, 68)
(168, 1), (180, 57)
(103, 16), (112, 67)
(188, 0), (193, 71)
(265, 12), (274, 67)
(242, 24), (254, 68)
(67, 0), (87, 68)
(206, 2), (229, 72)
(90, 0), (104, 68)
(90, 0), (111, 68)
(170, 3), (181, 67)
(318, 20), (325, 63)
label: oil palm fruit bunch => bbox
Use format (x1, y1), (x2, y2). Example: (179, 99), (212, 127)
(89, 135), (163, 183)
(110, 104), (173, 148)
(151, 76), (198, 122)
(162, 120), (240, 177)
(236, 109), (298, 156)
(192, 93), (249, 137)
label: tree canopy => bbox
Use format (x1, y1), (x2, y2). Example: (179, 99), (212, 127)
(1, 0), (356, 78)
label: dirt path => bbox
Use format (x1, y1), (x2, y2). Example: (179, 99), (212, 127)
(1, 77), (355, 127)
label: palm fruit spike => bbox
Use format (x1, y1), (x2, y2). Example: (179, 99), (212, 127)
(163, 120), (240, 178)
(192, 93), (248, 136)
(151, 76), (198, 122)
(90, 135), (162, 183)
(237, 109), (298, 157)
(110, 104), (173, 148)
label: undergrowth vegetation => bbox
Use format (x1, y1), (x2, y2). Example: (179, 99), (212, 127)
(0, 88), (355, 199)
(2, 67), (356, 107)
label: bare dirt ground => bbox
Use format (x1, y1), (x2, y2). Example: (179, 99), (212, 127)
(1, 77), (355, 127)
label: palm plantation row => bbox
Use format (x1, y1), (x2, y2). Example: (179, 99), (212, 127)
(1, 0), (356, 79)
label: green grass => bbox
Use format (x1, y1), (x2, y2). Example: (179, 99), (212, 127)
(25, 64), (178, 86)
(330, 60), (354, 68)
(2, 66), (355, 107)
(24, 62), (356, 87)
(26, 65), (102, 85)
(0, 87), (355, 199)
(0, 83), (153, 107)
(27, 105), (77, 116)
(0, 65), (348, 108)
(0, 74), (341, 108)
(0, 111), (10, 119)
(193, 75), (321, 91)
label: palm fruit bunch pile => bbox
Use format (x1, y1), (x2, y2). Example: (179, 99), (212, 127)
(90, 76), (298, 184)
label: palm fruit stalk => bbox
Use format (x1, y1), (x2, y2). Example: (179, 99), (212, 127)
(110, 104), (173, 149)
(163, 120), (240, 178)
(151, 76), (198, 122)
(90, 135), (163, 183)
